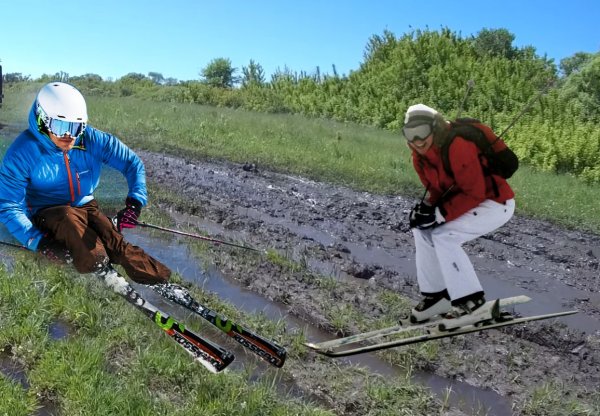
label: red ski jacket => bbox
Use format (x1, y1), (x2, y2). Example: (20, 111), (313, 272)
(412, 137), (515, 222)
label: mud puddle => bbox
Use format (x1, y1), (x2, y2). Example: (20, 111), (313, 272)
(0, 319), (69, 416)
(127, 230), (514, 415)
(0, 353), (60, 416)
(139, 151), (600, 414)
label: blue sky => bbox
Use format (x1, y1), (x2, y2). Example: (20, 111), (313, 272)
(1, 0), (598, 82)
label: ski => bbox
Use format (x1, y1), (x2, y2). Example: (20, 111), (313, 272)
(305, 295), (532, 351)
(152, 283), (287, 368)
(97, 268), (235, 373)
(310, 310), (577, 357)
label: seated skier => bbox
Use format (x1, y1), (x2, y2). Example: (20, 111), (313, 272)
(0, 81), (170, 285)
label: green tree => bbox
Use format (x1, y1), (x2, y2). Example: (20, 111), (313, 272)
(148, 72), (165, 85)
(559, 53), (600, 121)
(560, 52), (593, 77)
(120, 72), (148, 82)
(201, 58), (238, 88)
(3, 73), (31, 82)
(69, 73), (105, 94)
(472, 28), (517, 59)
(37, 71), (70, 83)
(115, 72), (154, 96)
(241, 59), (266, 87)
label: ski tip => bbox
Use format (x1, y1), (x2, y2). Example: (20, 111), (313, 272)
(273, 348), (287, 367)
(497, 295), (532, 306)
(303, 342), (323, 351)
(257, 346), (287, 367)
(303, 342), (336, 355)
(202, 362), (221, 374)
(210, 352), (236, 374)
(273, 353), (287, 368)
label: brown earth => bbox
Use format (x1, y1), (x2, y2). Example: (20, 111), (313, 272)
(139, 150), (600, 415)
(3, 122), (597, 414)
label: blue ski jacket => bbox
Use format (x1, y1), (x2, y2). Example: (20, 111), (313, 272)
(0, 103), (148, 251)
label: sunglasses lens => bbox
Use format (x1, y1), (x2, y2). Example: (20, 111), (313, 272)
(402, 123), (432, 142)
(48, 119), (84, 137)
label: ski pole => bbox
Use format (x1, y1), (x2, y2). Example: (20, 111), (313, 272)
(132, 221), (263, 253)
(456, 79), (475, 119)
(496, 79), (555, 140)
(0, 240), (26, 249)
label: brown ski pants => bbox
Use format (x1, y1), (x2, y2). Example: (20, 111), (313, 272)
(33, 200), (170, 284)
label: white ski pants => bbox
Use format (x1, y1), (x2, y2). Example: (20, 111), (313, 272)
(412, 199), (515, 302)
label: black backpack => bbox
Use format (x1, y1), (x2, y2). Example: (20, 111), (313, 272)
(441, 118), (519, 180)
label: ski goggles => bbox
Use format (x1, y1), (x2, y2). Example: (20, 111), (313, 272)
(402, 123), (433, 142)
(36, 104), (86, 138)
(45, 118), (86, 137)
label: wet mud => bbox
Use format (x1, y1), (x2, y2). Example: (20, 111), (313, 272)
(139, 150), (600, 414)
(0, 321), (69, 416)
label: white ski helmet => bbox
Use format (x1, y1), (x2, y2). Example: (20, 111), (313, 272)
(36, 82), (88, 137)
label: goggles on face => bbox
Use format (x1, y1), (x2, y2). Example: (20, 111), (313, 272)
(402, 123), (432, 142)
(46, 118), (85, 137)
(36, 104), (86, 138)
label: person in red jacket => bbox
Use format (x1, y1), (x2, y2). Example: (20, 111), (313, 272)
(402, 104), (515, 329)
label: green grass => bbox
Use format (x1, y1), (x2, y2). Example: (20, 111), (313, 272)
(1, 87), (599, 415)
(0, 257), (333, 416)
(89, 96), (600, 233)
(87, 96), (417, 194)
(2, 90), (599, 232)
(520, 382), (599, 416)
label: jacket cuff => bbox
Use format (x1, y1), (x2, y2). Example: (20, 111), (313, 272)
(27, 234), (44, 251)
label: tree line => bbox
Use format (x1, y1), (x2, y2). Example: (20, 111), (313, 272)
(2, 28), (599, 182)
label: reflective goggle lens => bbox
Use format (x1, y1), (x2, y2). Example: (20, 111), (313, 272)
(48, 118), (85, 137)
(402, 123), (432, 142)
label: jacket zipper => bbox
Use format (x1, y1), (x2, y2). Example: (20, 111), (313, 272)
(76, 172), (81, 195)
(63, 152), (75, 203)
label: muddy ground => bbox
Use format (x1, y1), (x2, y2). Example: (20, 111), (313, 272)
(138, 150), (600, 414)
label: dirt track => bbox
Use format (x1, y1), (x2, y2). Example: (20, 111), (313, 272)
(142, 150), (600, 414)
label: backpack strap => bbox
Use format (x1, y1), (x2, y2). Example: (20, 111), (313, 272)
(441, 120), (500, 197)
(441, 121), (490, 178)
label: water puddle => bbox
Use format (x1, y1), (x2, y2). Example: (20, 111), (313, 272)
(0, 353), (29, 388)
(0, 143), (572, 414)
(126, 230), (514, 415)
(211, 204), (599, 334)
(49, 319), (72, 340)
(0, 353), (59, 415)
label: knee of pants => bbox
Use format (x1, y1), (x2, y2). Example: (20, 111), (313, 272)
(430, 226), (469, 247)
(73, 253), (110, 274)
(413, 228), (435, 247)
(36, 206), (85, 232)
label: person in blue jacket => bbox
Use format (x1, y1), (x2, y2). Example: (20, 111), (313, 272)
(0, 82), (170, 284)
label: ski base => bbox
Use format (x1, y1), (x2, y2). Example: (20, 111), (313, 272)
(97, 268), (234, 373)
(306, 295), (531, 351)
(152, 283), (287, 368)
(305, 296), (577, 357)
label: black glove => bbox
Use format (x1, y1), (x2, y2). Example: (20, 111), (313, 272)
(37, 235), (61, 261)
(409, 202), (438, 230)
(115, 197), (142, 232)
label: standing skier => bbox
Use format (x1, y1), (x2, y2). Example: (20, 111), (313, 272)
(0, 81), (170, 284)
(403, 104), (515, 329)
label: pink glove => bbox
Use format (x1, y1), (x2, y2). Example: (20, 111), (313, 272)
(116, 197), (142, 232)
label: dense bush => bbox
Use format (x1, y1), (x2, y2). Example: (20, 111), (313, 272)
(3, 27), (599, 182)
